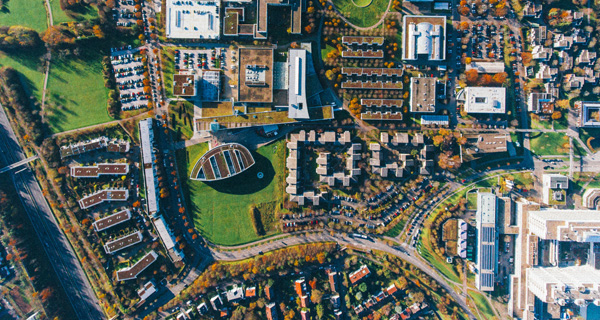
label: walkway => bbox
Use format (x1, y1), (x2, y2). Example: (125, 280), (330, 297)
(209, 231), (476, 319)
(0, 156), (39, 174)
(326, 0), (393, 31)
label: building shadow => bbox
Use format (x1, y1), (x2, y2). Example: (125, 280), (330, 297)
(203, 151), (275, 195)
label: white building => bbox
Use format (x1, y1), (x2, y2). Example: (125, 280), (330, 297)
(153, 215), (184, 262)
(403, 15), (446, 61)
(287, 49), (309, 119)
(166, 0), (220, 39)
(137, 281), (157, 301)
(139, 119), (159, 216)
(475, 193), (498, 292)
(464, 87), (506, 114)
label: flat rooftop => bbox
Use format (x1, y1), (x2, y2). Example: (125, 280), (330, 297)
(402, 15), (446, 61)
(238, 48), (274, 103)
(116, 251), (158, 281)
(173, 74), (196, 97)
(288, 49), (309, 119)
(93, 209), (131, 232)
(465, 134), (508, 153)
(581, 102), (600, 127)
(410, 77), (437, 113)
(104, 231), (143, 254)
(78, 189), (129, 209)
(465, 87), (506, 114)
(166, 0), (220, 39)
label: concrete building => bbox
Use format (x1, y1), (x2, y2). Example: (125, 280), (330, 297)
(139, 118), (159, 216)
(153, 215), (184, 262)
(510, 204), (600, 320)
(464, 87), (506, 114)
(409, 77), (438, 113)
(166, 0), (220, 39)
(402, 15), (446, 61)
(583, 189), (600, 209)
(475, 193), (498, 291)
(580, 102), (600, 127)
(542, 174), (569, 205)
(287, 49), (309, 119)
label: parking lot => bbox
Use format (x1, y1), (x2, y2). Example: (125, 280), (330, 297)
(112, 0), (140, 27)
(174, 48), (228, 72)
(111, 51), (150, 111)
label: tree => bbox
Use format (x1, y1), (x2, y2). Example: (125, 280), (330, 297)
(492, 72), (507, 84)
(310, 289), (324, 304)
(465, 69), (479, 84)
(479, 74), (492, 85)
(316, 304), (325, 319)
(358, 282), (368, 292)
(551, 111), (562, 120)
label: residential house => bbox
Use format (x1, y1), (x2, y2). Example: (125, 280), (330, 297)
(536, 64), (558, 82)
(576, 49), (597, 65)
(532, 45), (552, 61)
(349, 265), (371, 285)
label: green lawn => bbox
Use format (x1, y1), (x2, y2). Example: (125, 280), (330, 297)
(48, 0), (99, 24)
(0, 49), (45, 101)
(418, 228), (461, 283)
(331, 0), (389, 27)
(580, 128), (600, 153)
(0, 0), (48, 32)
(321, 44), (337, 61)
(169, 101), (195, 140)
(529, 132), (569, 156)
(177, 140), (286, 245)
(468, 290), (497, 320)
(45, 48), (112, 132)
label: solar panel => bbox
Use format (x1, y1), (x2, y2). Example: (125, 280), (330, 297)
(480, 244), (495, 270)
(482, 227), (496, 242)
(480, 273), (494, 288)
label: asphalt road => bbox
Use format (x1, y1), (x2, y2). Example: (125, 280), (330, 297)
(210, 231), (477, 320)
(0, 106), (104, 320)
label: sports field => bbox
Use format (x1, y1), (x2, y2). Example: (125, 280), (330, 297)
(0, 0), (48, 32)
(0, 49), (45, 101)
(332, 0), (389, 27)
(45, 48), (112, 133)
(177, 140), (286, 245)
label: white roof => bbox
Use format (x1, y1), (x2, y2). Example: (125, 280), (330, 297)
(287, 49), (310, 119)
(154, 216), (176, 250)
(466, 62), (505, 74)
(464, 87), (506, 114)
(166, 0), (220, 39)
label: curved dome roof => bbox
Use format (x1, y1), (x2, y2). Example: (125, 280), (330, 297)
(190, 143), (255, 181)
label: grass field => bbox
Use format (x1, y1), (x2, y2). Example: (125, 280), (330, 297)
(529, 132), (569, 156)
(177, 140), (287, 245)
(418, 228), (461, 283)
(168, 101), (195, 140)
(332, 0), (389, 27)
(45, 47), (112, 133)
(468, 290), (497, 320)
(0, 49), (45, 101)
(580, 128), (600, 153)
(0, 0), (48, 32)
(48, 0), (99, 24)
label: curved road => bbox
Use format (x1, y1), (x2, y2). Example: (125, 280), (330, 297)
(326, 0), (393, 31)
(209, 231), (476, 320)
